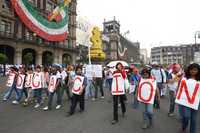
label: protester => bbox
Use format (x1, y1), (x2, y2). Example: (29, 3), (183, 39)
(111, 62), (128, 124)
(60, 66), (71, 101)
(32, 65), (44, 108)
(137, 68), (160, 129)
(12, 67), (27, 104)
(43, 65), (62, 111)
(23, 66), (34, 106)
(177, 63), (200, 133)
(3, 66), (19, 101)
(43, 67), (50, 99)
(67, 65), (87, 116)
(167, 63), (183, 117)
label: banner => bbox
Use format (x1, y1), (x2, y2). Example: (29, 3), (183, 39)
(175, 78), (200, 110)
(16, 74), (26, 89)
(137, 78), (157, 104)
(72, 75), (84, 95)
(85, 65), (102, 78)
(48, 75), (57, 93)
(111, 73), (125, 95)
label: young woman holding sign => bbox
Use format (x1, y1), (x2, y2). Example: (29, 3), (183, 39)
(111, 62), (128, 125)
(136, 68), (160, 129)
(177, 63), (200, 133)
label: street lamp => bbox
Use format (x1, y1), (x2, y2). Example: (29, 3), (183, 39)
(194, 31), (200, 45)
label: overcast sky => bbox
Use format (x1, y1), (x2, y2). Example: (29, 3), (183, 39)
(77, 0), (200, 50)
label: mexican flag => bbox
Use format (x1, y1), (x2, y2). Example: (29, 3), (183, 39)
(48, 4), (67, 22)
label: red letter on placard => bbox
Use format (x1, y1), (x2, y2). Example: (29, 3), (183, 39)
(138, 82), (154, 103)
(176, 80), (200, 104)
(17, 75), (22, 87)
(73, 77), (81, 92)
(112, 75), (123, 93)
(32, 74), (40, 88)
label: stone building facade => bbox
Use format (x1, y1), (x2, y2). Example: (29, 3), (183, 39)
(0, 0), (77, 65)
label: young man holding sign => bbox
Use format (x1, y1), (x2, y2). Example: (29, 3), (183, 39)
(175, 63), (200, 133)
(3, 66), (19, 101)
(137, 68), (160, 129)
(43, 65), (62, 111)
(67, 66), (87, 116)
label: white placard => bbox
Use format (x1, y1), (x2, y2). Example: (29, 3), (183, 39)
(6, 73), (15, 87)
(72, 75), (84, 95)
(25, 74), (33, 88)
(175, 78), (200, 110)
(48, 75), (57, 93)
(137, 78), (157, 104)
(85, 65), (102, 78)
(16, 74), (26, 89)
(111, 73), (125, 95)
(32, 72), (42, 89)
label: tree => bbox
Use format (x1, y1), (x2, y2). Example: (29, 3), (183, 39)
(0, 53), (7, 64)
(0, 53), (8, 76)
(46, 53), (53, 65)
(23, 53), (33, 66)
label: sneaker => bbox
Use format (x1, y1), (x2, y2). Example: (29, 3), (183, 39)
(92, 98), (96, 101)
(43, 106), (49, 111)
(100, 96), (105, 99)
(34, 103), (40, 108)
(111, 120), (118, 125)
(142, 123), (148, 129)
(12, 100), (19, 105)
(118, 104), (121, 108)
(3, 98), (7, 101)
(56, 105), (61, 110)
(24, 98), (28, 102)
(66, 112), (73, 117)
(168, 113), (175, 117)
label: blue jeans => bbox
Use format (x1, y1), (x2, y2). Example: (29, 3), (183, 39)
(85, 80), (94, 98)
(33, 89), (42, 104)
(169, 90), (176, 113)
(179, 105), (198, 133)
(16, 88), (28, 102)
(142, 103), (153, 122)
(4, 82), (19, 100)
(106, 78), (112, 91)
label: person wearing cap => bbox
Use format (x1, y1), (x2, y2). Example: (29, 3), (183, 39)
(32, 65), (45, 109)
(12, 67), (27, 104)
(66, 65), (87, 116)
(43, 65), (62, 111)
(167, 63), (183, 117)
(60, 66), (71, 101)
(23, 66), (34, 106)
(3, 66), (19, 101)
(111, 62), (128, 124)
(136, 68), (160, 129)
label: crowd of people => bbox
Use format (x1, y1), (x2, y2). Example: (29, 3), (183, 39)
(2, 62), (200, 133)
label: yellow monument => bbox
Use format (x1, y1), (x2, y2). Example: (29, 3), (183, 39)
(90, 27), (106, 61)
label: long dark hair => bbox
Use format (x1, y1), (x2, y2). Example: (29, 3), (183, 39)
(185, 63), (200, 81)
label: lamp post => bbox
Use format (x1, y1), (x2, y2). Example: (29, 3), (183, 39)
(194, 31), (200, 45)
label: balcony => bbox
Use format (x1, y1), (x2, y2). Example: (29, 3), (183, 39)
(0, 31), (15, 39)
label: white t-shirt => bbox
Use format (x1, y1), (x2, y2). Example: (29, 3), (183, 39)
(56, 71), (62, 79)
(151, 68), (166, 83)
(61, 70), (67, 81)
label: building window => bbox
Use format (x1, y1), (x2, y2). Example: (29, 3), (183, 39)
(2, 0), (11, 9)
(28, 0), (36, 5)
(0, 20), (11, 34)
(25, 30), (34, 41)
(46, 2), (54, 12)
